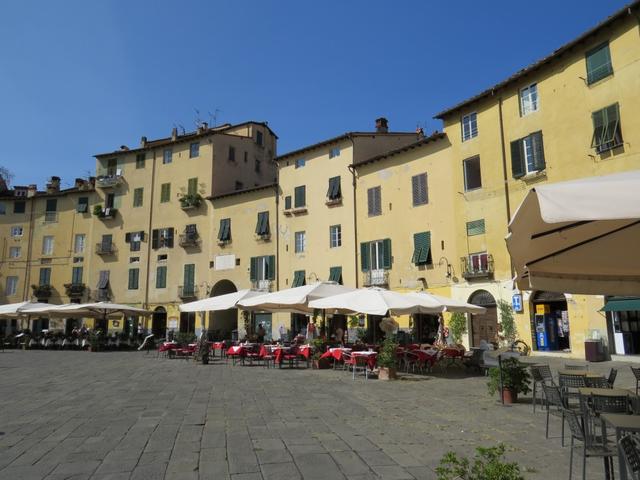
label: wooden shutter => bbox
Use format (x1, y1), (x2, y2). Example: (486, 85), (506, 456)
(72, 266), (83, 284)
(466, 219), (486, 236)
(187, 178), (198, 196)
(156, 266), (167, 288)
(262, 212), (269, 235)
(102, 234), (112, 250)
(382, 238), (392, 269)
(531, 131), (545, 171)
(360, 242), (370, 272)
(586, 43), (612, 84)
(367, 188), (374, 215)
(128, 269), (136, 289)
(40, 267), (51, 285)
(591, 108), (606, 148)
(374, 187), (381, 215)
(250, 257), (257, 281)
(602, 103), (621, 146)
(412, 174), (428, 205)
(511, 139), (525, 178)
(183, 264), (195, 289)
(284, 196), (291, 210)
(267, 255), (276, 280)
(294, 186), (306, 208)
(329, 266), (342, 284)
(327, 177), (340, 199)
(255, 213), (262, 234)
(125, 232), (131, 243)
(151, 229), (159, 249)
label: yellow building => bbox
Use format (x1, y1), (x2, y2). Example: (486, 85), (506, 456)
(433, 2), (640, 357)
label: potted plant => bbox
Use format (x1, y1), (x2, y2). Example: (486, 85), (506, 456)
(310, 337), (330, 369)
(88, 331), (102, 352)
(377, 335), (399, 380)
(436, 443), (524, 480)
(487, 357), (531, 404)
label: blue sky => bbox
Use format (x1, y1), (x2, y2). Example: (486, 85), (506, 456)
(0, 0), (627, 187)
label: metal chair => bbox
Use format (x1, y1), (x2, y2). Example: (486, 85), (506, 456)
(565, 364), (588, 371)
(591, 393), (630, 415)
(619, 434), (640, 480)
(341, 352), (352, 372)
(608, 368), (618, 388)
(559, 373), (587, 409)
(404, 351), (421, 374)
(352, 355), (369, 380)
(542, 383), (568, 446)
(631, 367), (640, 395)
(585, 376), (611, 389)
(531, 365), (554, 412)
(564, 408), (617, 480)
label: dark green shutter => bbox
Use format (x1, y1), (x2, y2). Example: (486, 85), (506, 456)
(511, 139), (525, 178)
(412, 232), (431, 265)
(327, 177), (341, 199)
(128, 269), (139, 289)
(329, 266), (342, 284)
(125, 232), (131, 243)
(40, 268), (51, 285)
(294, 186), (306, 208)
(102, 234), (112, 251)
(72, 266), (83, 284)
(46, 199), (57, 212)
(166, 228), (174, 248)
(466, 219), (486, 236)
(156, 266), (167, 288)
(267, 255), (276, 280)
(284, 195), (291, 210)
(586, 43), (613, 84)
(382, 239), (392, 269)
(250, 257), (257, 281)
(255, 213), (262, 234)
(360, 242), (370, 272)
(152, 229), (159, 249)
(591, 108), (606, 148)
(602, 103), (621, 146)
(187, 178), (197, 196)
(183, 264), (195, 293)
(531, 131), (545, 170)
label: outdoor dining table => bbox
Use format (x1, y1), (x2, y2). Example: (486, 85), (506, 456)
(558, 370), (604, 378)
(351, 351), (377, 370)
(579, 387), (634, 397)
(601, 413), (640, 480)
(226, 345), (247, 364)
(158, 341), (177, 352)
(319, 347), (352, 364)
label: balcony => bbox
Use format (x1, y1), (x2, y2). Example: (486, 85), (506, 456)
(95, 243), (116, 255)
(64, 283), (86, 298)
(178, 285), (198, 299)
(96, 173), (123, 189)
(31, 284), (52, 300)
(43, 212), (58, 223)
(461, 254), (494, 281)
(179, 233), (200, 248)
(93, 206), (117, 220)
(251, 279), (273, 292)
(362, 269), (389, 287)
(179, 194), (203, 210)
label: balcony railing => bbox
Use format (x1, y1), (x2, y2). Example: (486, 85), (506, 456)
(95, 243), (116, 255)
(461, 254), (494, 280)
(43, 212), (58, 223)
(251, 279), (273, 292)
(96, 173), (123, 188)
(179, 233), (200, 248)
(64, 283), (86, 298)
(178, 285), (198, 299)
(179, 194), (202, 210)
(93, 207), (117, 220)
(362, 269), (389, 287)
(31, 284), (52, 299)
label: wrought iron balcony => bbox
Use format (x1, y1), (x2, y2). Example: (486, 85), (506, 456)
(251, 279), (272, 292)
(31, 284), (52, 299)
(179, 233), (200, 248)
(64, 283), (86, 298)
(362, 269), (389, 287)
(178, 285), (198, 299)
(461, 254), (494, 280)
(95, 243), (116, 255)
(96, 174), (123, 189)
(93, 206), (117, 220)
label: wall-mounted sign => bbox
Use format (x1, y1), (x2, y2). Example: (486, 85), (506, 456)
(512, 293), (523, 313)
(168, 318), (178, 329)
(112, 320), (120, 328)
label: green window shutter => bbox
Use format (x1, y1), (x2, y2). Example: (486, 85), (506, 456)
(101, 234), (112, 250)
(255, 213), (263, 234)
(46, 199), (57, 212)
(360, 242), (370, 272)
(166, 228), (174, 248)
(412, 174), (428, 205)
(76, 197), (88, 213)
(156, 266), (167, 288)
(327, 177), (341, 199)
(250, 257), (257, 281)
(128, 268), (138, 290)
(586, 43), (613, 84)
(293, 270), (306, 287)
(151, 229), (160, 249)
(511, 139), (525, 178)
(284, 196), (291, 210)
(267, 255), (276, 280)
(187, 178), (198, 196)
(72, 266), (83, 284)
(40, 267), (51, 285)
(133, 188), (143, 207)
(183, 264), (195, 291)
(591, 108), (606, 148)
(602, 103), (621, 146)
(412, 232), (431, 265)
(382, 238), (392, 269)
(294, 185), (306, 208)
(329, 266), (342, 284)
(531, 131), (545, 171)
(262, 212), (269, 235)
(466, 219), (486, 236)
(160, 183), (171, 203)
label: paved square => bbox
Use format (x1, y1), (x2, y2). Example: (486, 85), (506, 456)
(1, 350), (636, 479)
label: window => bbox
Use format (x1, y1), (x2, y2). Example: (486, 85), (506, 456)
(360, 239), (392, 271)
(14, 201), (25, 214)
(71, 266), (83, 285)
(100, 234), (113, 253)
(45, 199), (57, 222)
(295, 158), (305, 168)
(156, 266), (167, 288)
(218, 218), (231, 242)
(158, 254), (168, 262)
(256, 130), (264, 146)
(461, 112), (478, 141)
(367, 186), (382, 216)
(11, 226), (23, 237)
(255, 212), (270, 237)
(39, 267), (51, 286)
(228, 146), (235, 161)
(294, 231), (306, 253)
(126, 231), (143, 252)
(183, 264), (195, 295)
(189, 142), (200, 158)
(330, 225), (342, 248)
(152, 227), (174, 249)
(329, 147), (340, 158)
(520, 83), (538, 116)
(133, 187), (144, 207)
(128, 268), (140, 290)
(136, 153), (146, 169)
(250, 255), (276, 282)
(511, 131), (545, 178)
(9, 246), (21, 258)
(411, 173), (428, 206)
(412, 232), (432, 265)
(586, 42), (613, 85)
(74, 234), (86, 254)
(187, 177), (198, 196)
(163, 148), (172, 164)
(73, 256), (83, 263)
(328, 266), (342, 284)
(284, 195), (292, 210)
(5, 276), (18, 296)
(129, 256), (140, 263)
(463, 156), (482, 191)
(591, 103), (622, 153)
(97, 270), (110, 300)
(76, 197), (89, 213)
(292, 270), (306, 287)
(466, 219), (486, 236)
(294, 186), (306, 208)
(326, 176), (341, 201)
(42, 236), (54, 255)
(469, 252), (489, 273)
(160, 183), (171, 203)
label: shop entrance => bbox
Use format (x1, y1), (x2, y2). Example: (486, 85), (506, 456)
(604, 297), (640, 355)
(468, 290), (498, 347)
(412, 314), (440, 344)
(210, 280), (237, 339)
(290, 313), (308, 340)
(254, 313), (272, 341)
(152, 307), (167, 338)
(531, 291), (570, 352)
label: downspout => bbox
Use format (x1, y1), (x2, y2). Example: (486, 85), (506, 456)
(274, 182), (280, 291)
(497, 97), (515, 278)
(347, 135), (358, 287)
(143, 149), (157, 327)
(23, 196), (36, 301)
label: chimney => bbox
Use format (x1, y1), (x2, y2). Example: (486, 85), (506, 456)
(46, 176), (61, 194)
(140, 136), (147, 148)
(197, 122), (208, 134)
(120, 145), (129, 151)
(74, 178), (85, 189)
(416, 127), (424, 139)
(27, 184), (37, 197)
(171, 127), (178, 141)
(375, 117), (389, 133)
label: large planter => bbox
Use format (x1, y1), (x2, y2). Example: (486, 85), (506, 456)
(378, 367), (397, 381)
(501, 388), (518, 404)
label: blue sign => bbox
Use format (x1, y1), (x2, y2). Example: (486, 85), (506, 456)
(512, 293), (523, 313)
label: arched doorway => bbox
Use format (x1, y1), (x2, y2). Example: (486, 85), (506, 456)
(531, 291), (569, 351)
(468, 290), (498, 347)
(152, 307), (167, 338)
(210, 280), (237, 340)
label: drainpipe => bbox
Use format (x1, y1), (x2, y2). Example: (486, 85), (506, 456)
(143, 149), (157, 327)
(274, 182), (280, 291)
(23, 196), (36, 301)
(498, 97), (515, 278)
(347, 136), (358, 288)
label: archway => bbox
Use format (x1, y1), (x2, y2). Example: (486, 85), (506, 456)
(531, 291), (569, 351)
(468, 290), (497, 347)
(152, 307), (167, 338)
(210, 280), (237, 340)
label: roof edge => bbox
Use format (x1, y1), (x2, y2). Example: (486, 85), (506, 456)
(351, 132), (447, 168)
(208, 183), (277, 201)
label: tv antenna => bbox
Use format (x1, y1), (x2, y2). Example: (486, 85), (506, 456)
(208, 108), (221, 126)
(194, 108), (203, 128)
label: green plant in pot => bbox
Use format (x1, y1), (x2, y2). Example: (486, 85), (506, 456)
(448, 312), (467, 345)
(310, 337), (330, 369)
(487, 357), (531, 404)
(436, 443), (524, 480)
(377, 335), (399, 380)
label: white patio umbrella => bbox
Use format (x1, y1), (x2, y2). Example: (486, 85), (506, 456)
(179, 289), (262, 312)
(43, 302), (151, 319)
(404, 292), (487, 314)
(308, 287), (442, 316)
(507, 170), (640, 295)
(238, 282), (355, 313)
(0, 301), (53, 317)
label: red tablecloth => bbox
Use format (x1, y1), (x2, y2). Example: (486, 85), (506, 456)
(211, 342), (225, 350)
(351, 351), (377, 369)
(441, 347), (465, 358)
(159, 342), (177, 352)
(414, 349), (438, 366)
(320, 347), (351, 363)
(227, 346), (247, 357)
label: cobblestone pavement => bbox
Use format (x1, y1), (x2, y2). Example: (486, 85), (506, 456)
(0, 350), (637, 479)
